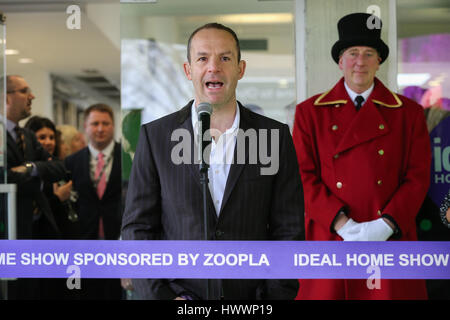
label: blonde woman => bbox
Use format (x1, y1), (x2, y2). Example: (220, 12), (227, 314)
(57, 124), (86, 159)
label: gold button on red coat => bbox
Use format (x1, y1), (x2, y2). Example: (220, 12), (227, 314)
(332, 125), (338, 131)
(336, 182), (343, 189)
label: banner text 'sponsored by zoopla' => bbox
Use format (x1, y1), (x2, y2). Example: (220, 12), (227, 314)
(0, 240), (449, 279)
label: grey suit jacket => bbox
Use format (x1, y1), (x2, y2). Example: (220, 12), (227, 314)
(122, 101), (304, 300)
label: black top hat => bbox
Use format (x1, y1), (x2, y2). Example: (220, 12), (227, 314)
(331, 13), (389, 64)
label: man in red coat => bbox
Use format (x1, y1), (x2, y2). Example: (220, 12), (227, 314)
(293, 13), (431, 299)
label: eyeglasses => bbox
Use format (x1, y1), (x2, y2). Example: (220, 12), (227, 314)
(7, 87), (32, 95)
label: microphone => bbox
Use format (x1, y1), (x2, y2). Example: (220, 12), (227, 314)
(197, 102), (212, 173)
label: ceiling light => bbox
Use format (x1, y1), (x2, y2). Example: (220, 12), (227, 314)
(221, 13), (293, 24)
(186, 13), (293, 25)
(19, 58), (34, 64)
(5, 49), (19, 55)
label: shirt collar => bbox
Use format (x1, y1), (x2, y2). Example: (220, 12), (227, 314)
(6, 119), (17, 132)
(191, 101), (240, 137)
(6, 118), (18, 138)
(88, 140), (115, 159)
(344, 81), (374, 106)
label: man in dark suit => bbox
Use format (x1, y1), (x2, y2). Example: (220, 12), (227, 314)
(3, 75), (66, 299)
(4, 75), (66, 239)
(65, 103), (122, 299)
(121, 23), (304, 300)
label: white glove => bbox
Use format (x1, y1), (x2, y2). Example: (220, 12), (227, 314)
(363, 218), (394, 241)
(337, 218), (393, 241)
(336, 218), (362, 240)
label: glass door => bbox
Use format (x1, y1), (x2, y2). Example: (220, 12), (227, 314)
(0, 11), (7, 240)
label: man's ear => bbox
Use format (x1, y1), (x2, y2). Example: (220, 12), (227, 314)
(5, 94), (11, 116)
(338, 56), (344, 71)
(237, 60), (246, 80)
(183, 62), (192, 81)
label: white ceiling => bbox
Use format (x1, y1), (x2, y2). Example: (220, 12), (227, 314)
(1, 2), (120, 88)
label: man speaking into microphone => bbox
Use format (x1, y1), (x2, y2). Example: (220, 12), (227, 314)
(121, 23), (304, 300)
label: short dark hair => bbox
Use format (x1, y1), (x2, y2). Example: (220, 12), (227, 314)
(84, 103), (114, 123)
(25, 115), (57, 134)
(187, 22), (241, 63)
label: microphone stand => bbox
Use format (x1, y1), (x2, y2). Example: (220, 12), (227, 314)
(197, 102), (212, 300)
(199, 160), (210, 300)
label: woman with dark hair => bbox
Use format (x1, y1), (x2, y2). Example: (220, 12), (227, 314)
(25, 116), (60, 159)
(25, 116), (80, 300)
(25, 116), (78, 239)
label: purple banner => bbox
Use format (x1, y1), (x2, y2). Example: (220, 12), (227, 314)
(0, 240), (449, 279)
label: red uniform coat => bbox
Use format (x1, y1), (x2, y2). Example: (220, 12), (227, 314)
(293, 77), (431, 299)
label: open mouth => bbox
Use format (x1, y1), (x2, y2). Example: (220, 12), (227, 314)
(205, 81), (224, 89)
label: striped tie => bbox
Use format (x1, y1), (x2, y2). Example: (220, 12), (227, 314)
(14, 126), (25, 156)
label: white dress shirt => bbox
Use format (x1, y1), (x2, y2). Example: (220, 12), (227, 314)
(88, 140), (115, 186)
(191, 102), (240, 216)
(344, 81), (374, 108)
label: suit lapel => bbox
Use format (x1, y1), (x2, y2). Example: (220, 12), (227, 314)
(7, 129), (36, 163)
(22, 130), (33, 161)
(6, 131), (24, 163)
(219, 102), (249, 216)
(100, 142), (118, 199)
(82, 148), (97, 197)
(179, 102), (201, 189)
(178, 101), (217, 221)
